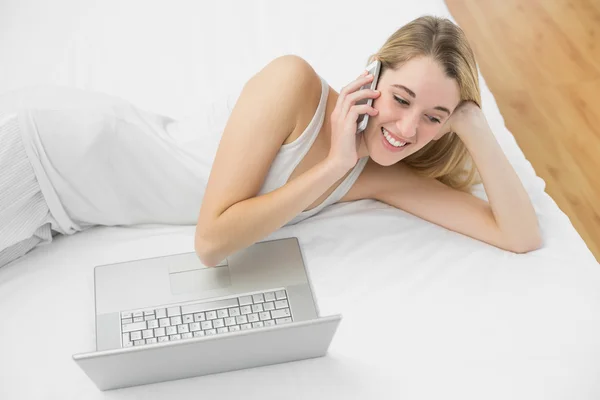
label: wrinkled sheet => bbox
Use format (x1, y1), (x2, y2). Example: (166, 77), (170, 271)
(1, 0), (599, 399)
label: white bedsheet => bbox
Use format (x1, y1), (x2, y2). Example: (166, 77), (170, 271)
(1, 0), (599, 399)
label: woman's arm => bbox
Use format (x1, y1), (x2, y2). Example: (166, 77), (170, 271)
(195, 55), (341, 267)
(373, 102), (542, 253)
(450, 102), (542, 252)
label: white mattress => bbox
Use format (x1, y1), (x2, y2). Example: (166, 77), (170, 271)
(1, 0), (599, 399)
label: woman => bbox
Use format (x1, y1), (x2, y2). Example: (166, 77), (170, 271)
(0, 16), (541, 268)
(194, 16), (542, 266)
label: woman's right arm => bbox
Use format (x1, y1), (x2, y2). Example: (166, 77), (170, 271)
(195, 55), (379, 267)
(194, 55), (348, 267)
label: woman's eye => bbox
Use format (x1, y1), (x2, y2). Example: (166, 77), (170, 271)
(427, 115), (441, 124)
(393, 96), (409, 106)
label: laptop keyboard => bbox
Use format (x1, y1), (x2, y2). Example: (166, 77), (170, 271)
(120, 288), (293, 347)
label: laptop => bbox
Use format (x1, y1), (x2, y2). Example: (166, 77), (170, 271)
(73, 237), (341, 391)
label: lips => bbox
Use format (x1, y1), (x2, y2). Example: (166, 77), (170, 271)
(382, 127), (412, 144)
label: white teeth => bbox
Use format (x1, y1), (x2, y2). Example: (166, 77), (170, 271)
(382, 128), (407, 148)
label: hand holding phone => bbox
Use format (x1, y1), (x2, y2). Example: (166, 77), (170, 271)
(326, 62), (381, 172)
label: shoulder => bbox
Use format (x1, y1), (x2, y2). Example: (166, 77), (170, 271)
(256, 55), (324, 126)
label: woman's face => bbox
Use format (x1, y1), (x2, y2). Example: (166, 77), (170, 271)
(362, 56), (461, 166)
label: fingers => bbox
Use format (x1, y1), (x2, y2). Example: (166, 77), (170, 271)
(340, 88), (380, 118)
(346, 104), (379, 123)
(335, 73), (374, 114)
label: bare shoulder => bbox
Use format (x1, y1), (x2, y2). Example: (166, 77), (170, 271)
(267, 55), (324, 133)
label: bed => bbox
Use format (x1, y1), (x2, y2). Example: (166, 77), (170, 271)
(1, 0), (599, 399)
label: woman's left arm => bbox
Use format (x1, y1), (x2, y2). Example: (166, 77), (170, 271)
(372, 101), (542, 253)
(447, 102), (542, 251)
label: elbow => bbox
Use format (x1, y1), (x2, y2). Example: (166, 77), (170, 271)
(194, 232), (221, 267)
(506, 230), (543, 254)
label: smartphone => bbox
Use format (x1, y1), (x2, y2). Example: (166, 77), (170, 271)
(356, 59), (382, 134)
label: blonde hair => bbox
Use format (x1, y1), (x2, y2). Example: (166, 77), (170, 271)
(368, 15), (482, 191)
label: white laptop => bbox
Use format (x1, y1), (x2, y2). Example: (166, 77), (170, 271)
(73, 237), (341, 391)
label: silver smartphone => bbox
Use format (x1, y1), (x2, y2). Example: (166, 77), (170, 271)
(356, 60), (382, 134)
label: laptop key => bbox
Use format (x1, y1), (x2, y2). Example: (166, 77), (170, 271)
(167, 306), (181, 317)
(217, 327), (229, 334)
(183, 314), (193, 324)
(122, 321), (147, 333)
(240, 323), (252, 330)
(182, 332), (193, 339)
(121, 312), (132, 319)
(263, 302), (275, 311)
(224, 317), (237, 326)
(271, 308), (291, 319)
(252, 304), (264, 313)
(193, 312), (206, 322)
(158, 336), (169, 343)
(229, 325), (241, 332)
(181, 298), (239, 315)
(170, 316), (182, 325)
(238, 295), (253, 306)
(264, 292), (276, 302)
(146, 338), (157, 344)
(240, 306), (252, 315)
(205, 311), (217, 320)
(259, 312), (271, 321)
(252, 294), (265, 303)
(133, 317), (144, 323)
(248, 313), (259, 323)
(166, 326), (177, 335)
(193, 331), (205, 337)
(217, 309), (229, 318)
(205, 329), (217, 336)
(213, 318), (225, 328)
(228, 307), (241, 317)
(170, 334), (181, 341)
(264, 320), (276, 327)
(121, 318), (133, 325)
(134, 339), (145, 346)
(275, 300), (289, 309)
(276, 317), (292, 325)
(201, 321), (213, 330)
(159, 318), (170, 327)
(142, 329), (154, 339)
(147, 320), (159, 329)
(275, 290), (287, 300)
(155, 308), (167, 319)
(189, 322), (201, 331)
(154, 327), (166, 337)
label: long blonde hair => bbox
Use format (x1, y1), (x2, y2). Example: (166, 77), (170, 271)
(368, 16), (482, 191)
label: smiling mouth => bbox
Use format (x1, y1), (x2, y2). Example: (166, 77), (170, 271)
(381, 127), (410, 148)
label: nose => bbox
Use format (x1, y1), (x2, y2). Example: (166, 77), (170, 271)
(395, 110), (419, 139)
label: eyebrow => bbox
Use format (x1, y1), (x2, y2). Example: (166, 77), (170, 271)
(391, 84), (452, 115)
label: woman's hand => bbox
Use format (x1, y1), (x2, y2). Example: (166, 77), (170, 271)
(434, 100), (487, 141)
(327, 71), (380, 172)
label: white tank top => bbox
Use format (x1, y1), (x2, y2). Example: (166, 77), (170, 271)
(258, 76), (369, 226)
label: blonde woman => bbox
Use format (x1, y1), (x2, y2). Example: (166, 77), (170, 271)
(0, 16), (541, 268)
(195, 16), (542, 266)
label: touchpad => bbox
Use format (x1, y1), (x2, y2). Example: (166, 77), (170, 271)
(169, 264), (231, 295)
